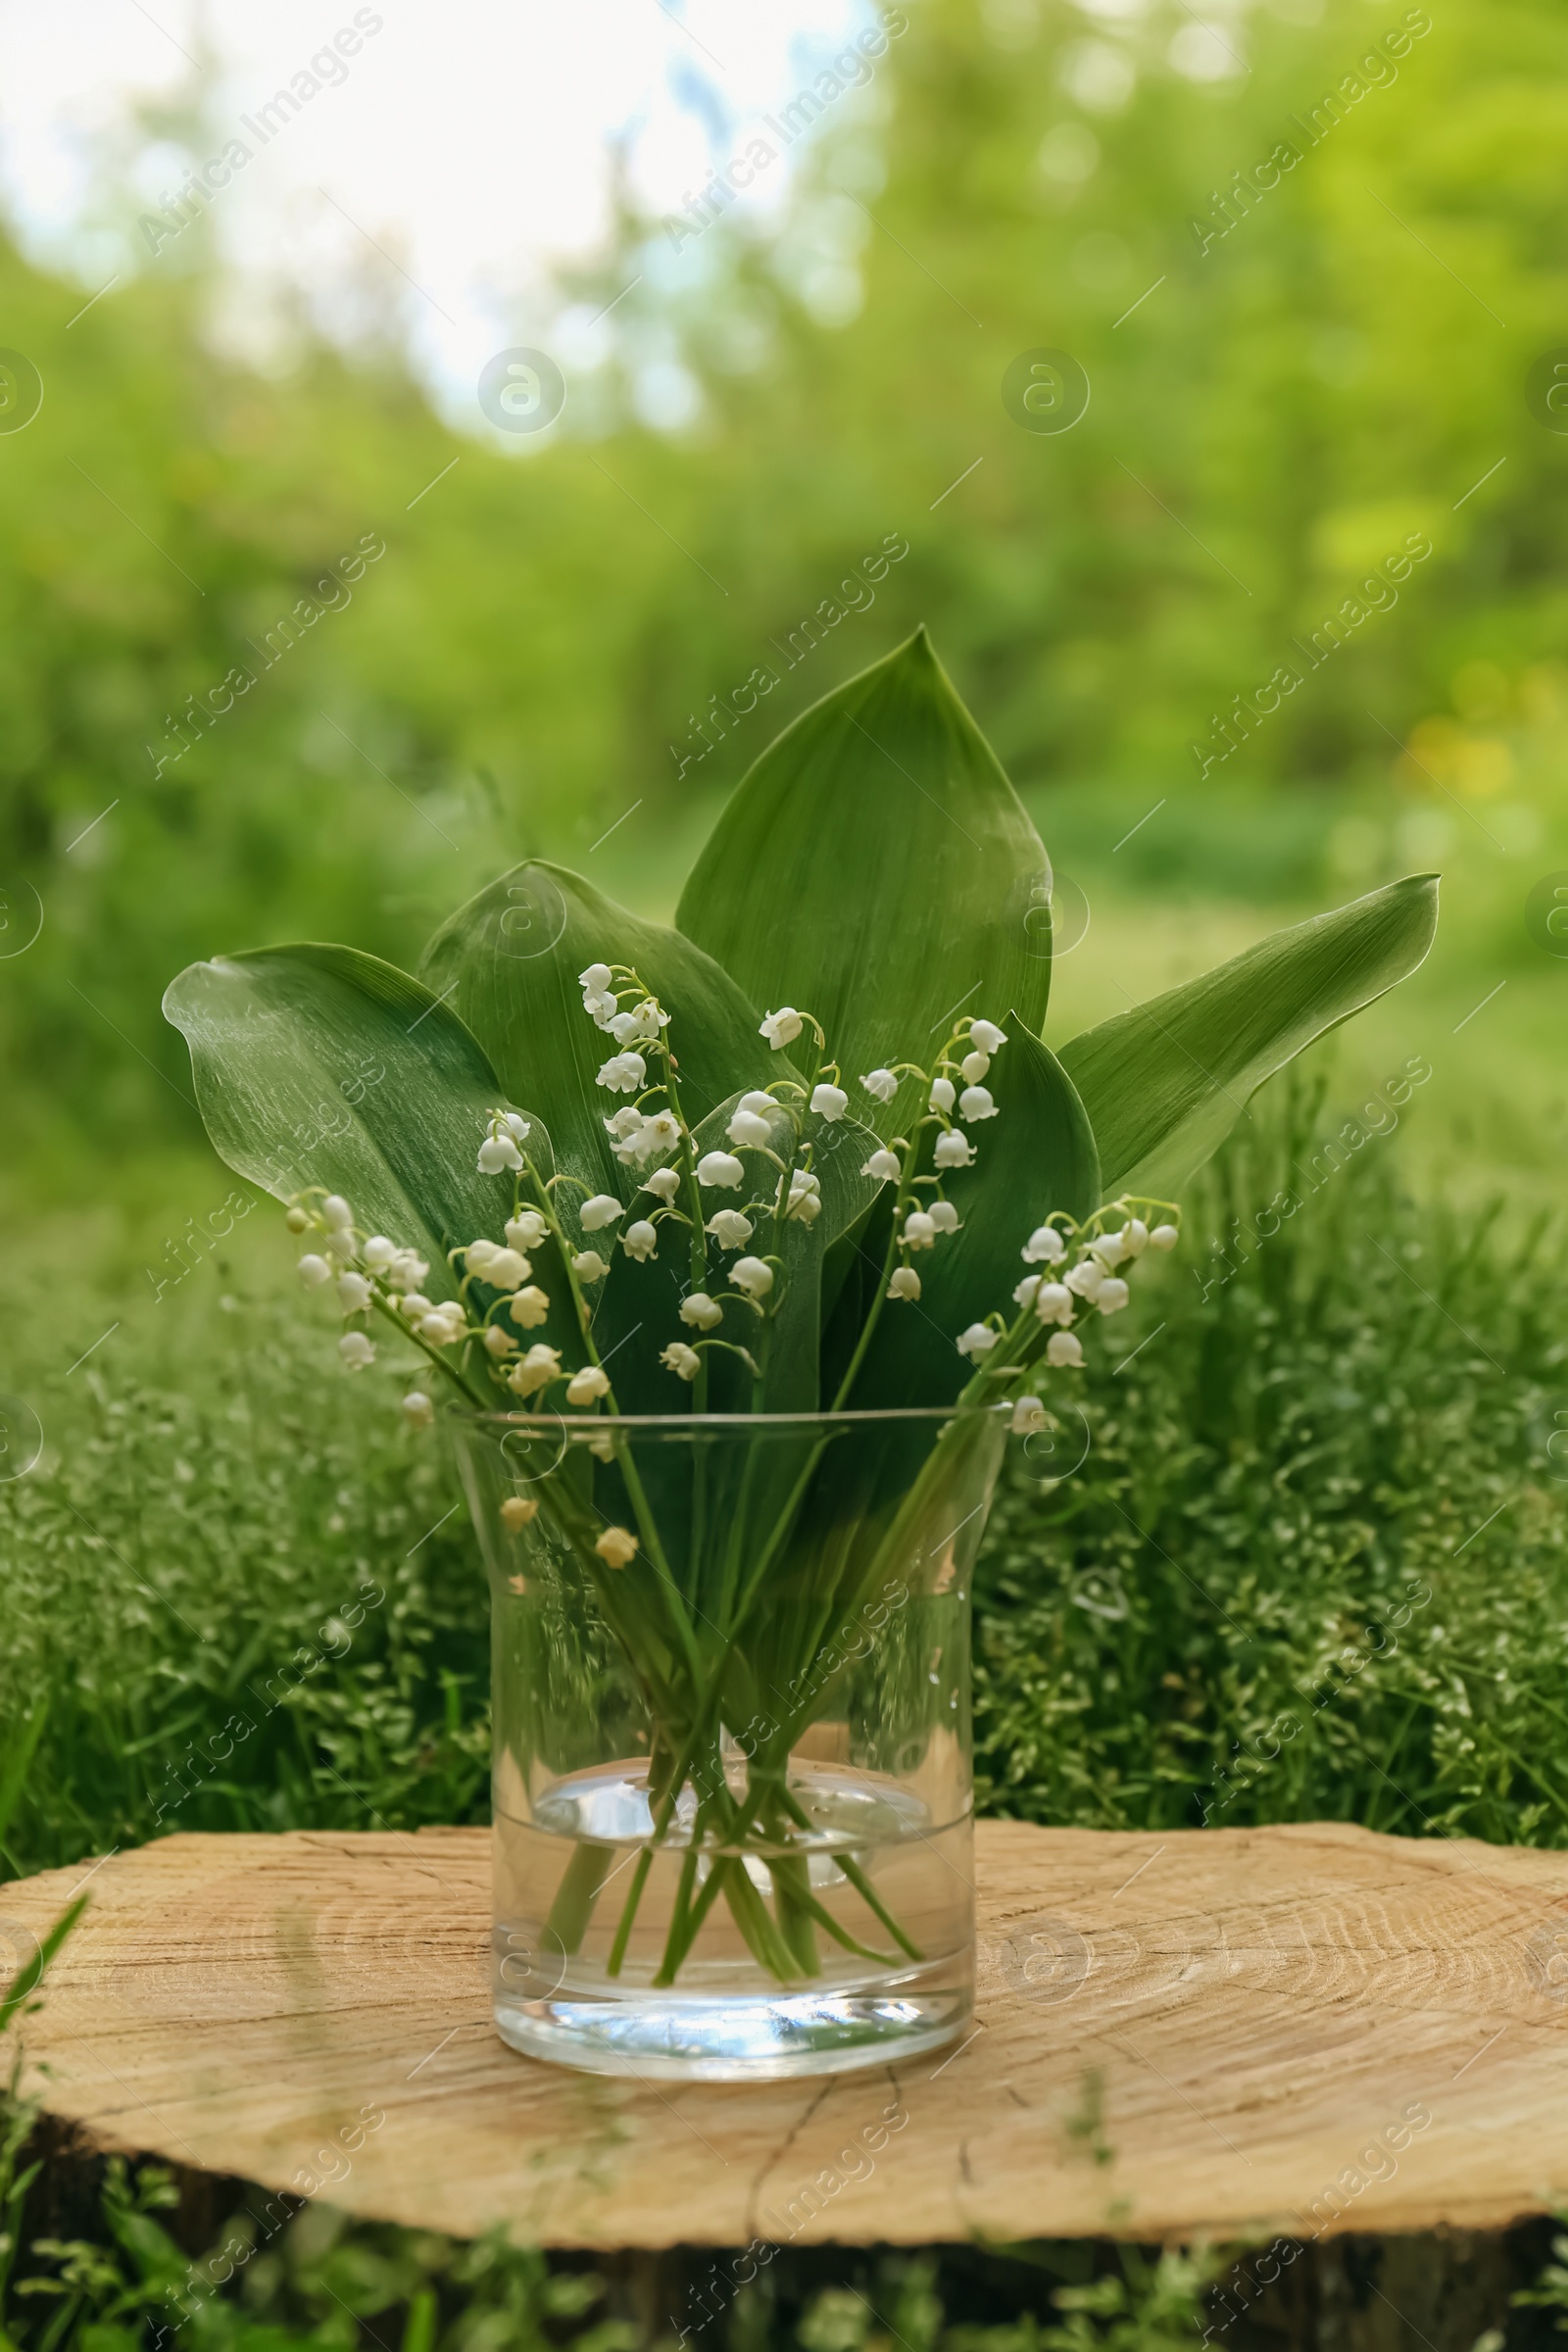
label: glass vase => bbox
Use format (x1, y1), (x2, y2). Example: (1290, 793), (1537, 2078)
(452, 1404), (1008, 2082)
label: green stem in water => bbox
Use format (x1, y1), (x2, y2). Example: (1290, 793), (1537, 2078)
(544, 1838), (616, 1956)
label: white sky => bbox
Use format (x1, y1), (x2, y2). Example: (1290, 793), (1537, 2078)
(0, 0), (869, 419)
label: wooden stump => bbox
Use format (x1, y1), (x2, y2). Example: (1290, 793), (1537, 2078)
(4, 1821), (1568, 2250)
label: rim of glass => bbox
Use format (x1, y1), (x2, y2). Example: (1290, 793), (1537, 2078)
(448, 1403), (1009, 1432)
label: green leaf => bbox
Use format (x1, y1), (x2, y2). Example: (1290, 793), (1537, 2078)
(419, 860), (788, 1207)
(1058, 874), (1440, 1198)
(163, 945), (552, 1305)
(847, 1023), (1100, 1410)
(676, 630), (1052, 1130)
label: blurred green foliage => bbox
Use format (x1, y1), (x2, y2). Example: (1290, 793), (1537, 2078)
(2, 0), (1566, 1199)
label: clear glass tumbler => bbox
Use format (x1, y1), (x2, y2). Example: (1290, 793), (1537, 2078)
(453, 1404), (1008, 2082)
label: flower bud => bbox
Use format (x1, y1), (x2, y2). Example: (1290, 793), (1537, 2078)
(929, 1077), (956, 1113)
(297, 1254), (333, 1288)
(959, 1052), (990, 1085)
(580, 1195), (625, 1234)
(285, 1205), (311, 1233)
(1150, 1223), (1180, 1251)
(402, 1391), (434, 1429)
(321, 1195), (353, 1229)
(337, 1272), (372, 1312)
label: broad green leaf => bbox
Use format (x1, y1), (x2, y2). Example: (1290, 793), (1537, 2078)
(1058, 874), (1439, 1199)
(676, 630), (1052, 1133)
(589, 1092), (884, 1415)
(419, 860), (788, 1209)
(845, 1023), (1100, 1410)
(163, 945), (555, 1313)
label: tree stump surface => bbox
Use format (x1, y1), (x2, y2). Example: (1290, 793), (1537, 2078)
(4, 1821), (1568, 2250)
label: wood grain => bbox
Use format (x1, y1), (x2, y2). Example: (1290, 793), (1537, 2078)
(4, 1821), (1568, 2248)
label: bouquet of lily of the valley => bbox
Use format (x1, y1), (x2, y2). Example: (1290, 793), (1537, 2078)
(166, 632), (1437, 2046)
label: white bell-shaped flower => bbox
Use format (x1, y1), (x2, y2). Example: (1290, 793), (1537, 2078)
(1013, 1273), (1042, 1308)
(580, 1195), (625, 1234)
(466, 1238), (500, 1270)
(969, 1019), (1008, 1053)
(400, 1292), (432, 1317)
(642, 1167), (682, 1202)
(392, 1250), (429, 1289)
(622, 1219), (659, 1261)
(903, 1210), (937, 1250)
(500, 1494), (538, 1530)
(809, 1083), (848, 1122)
(862, 1148), (902, 1181)
(362, 1236), (398, 1271)
(956, 1322), (999, 1359)
(1046, 1330), (1085, 1368)
(323, 1224), (357, 1260)
(596, 1051), (647, 1096)
(486, 1249), (530, 1291)
(604, 1106), (645, 1145)
(696, 1151), (746, 1190)
(958, 1085), (998, 1123)
(321, 1195), (353, 1229)
(508, 1285), (552, 1329)
(508, 1343), (562, 1396)
(417, 1309), (465, 1346)
(1123, 1219), (1150, 1255)
(572, 1250), (609, 1284)
(1150, 1223), (1180, 1250)
(706, 1208), (754, 1250)
(887, 1266), (921, 1301)
(633, 1111), (681, 1163)
(337, 1272), (372, 1313)
(960, 1051), (991, 1085)
(1096, 1277), (1131, 1315)
(860, 1068), (898, 1102)
(482, 1324), (517, 1358)
(760, 1006), (804, 1050)
(478, 1135), (523, 1174)
(1064, 1258), (1105, 1298)
(737, 1090), (775, 1115)
(1092, 1229), (1130, 1268)
(338, 1331), (375, 1369)
(727, 1108), (773, 1149)
(930, 1200), (960, 1233)
(730, 1255), (774, 1299)
(505, 1211), (547, 1251)
(297, 1254), (333, 1288)
(933, 1129), (973, 1169)
(402, 1391), (434, 1428)
(1021, 1225), (1067, 1264)
(1011, 1395), (1047, 1434)
(662, 1341), (702, 1381)
(680, 1292), (724, 1330)
(566, 1365), (612, 1406)
(1034, 1282), (1074, 1326)
(579, 961), (613, 993)
(596, 1526), (638, 1567)
(499, 1113), (530, 1144)
(929, 1076), (956, 1113)
(786, 1171), (821, 1224)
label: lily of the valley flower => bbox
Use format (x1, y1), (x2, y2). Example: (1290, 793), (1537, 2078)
(929, 1076), (956, 1113)
(478, 1133), (523, 1174)
(322, 1195), (353, 1229)
(402, 1391), (434, 1428)
(887, 1266), (921, 1301)
(760, 1006), (803, 1050)
(1021, 1225), (1067, 1264)
(298, 1254), (332, 1288)
(622, 1219), (659, 1261)
(730, 1255), (774, 1299)
(596, 1050), (647, 1096)
(933, 1129), (973, 1169)
(903, 1210), (936, 1250)
(630, 1110), (681, 1164)
(662, 1341), (701, 1380)
(958, 1085), (997, 1122)
(680, 1292), (723, 1330)
(959, 1051), (990, 1084)
(608, 999), (667, 1046)
(956, 1322), (999, 1359)
(509, 1286), (552, 1328)
(969, 1019), (1007, 1054)
(418, 1307), (466, 1346)
(1095, 1277), (1131, 1315)
(286, 1205), (311, 1233)
(337, 1272), (372, 1313)
(566, 1365), (612, 1406)
(809, 1083), (848, 1121)
(786, 1170), (821, 1224)
(392, 1249), (429, 1289)
(707, 1208), (754, 1250)
(1150, 1223), (1180, 1250)
(506, 1210), (548, 1251)
(862, 1147), (902, 1181)
(596, 1526), (638, 1567)
(1064, 1259), (1104, 1299)
(509, 1343), (562, 1396)
(476, 1247), (531, 1291)
(860, 1068), (898, 1102)
(643, 1167), (681, 1202)
(930, 1200), (960, 1233)
(727, 1106), (774, 1149)
(580, 1194), (625, 1234)
(572, 1250), (610, 1284)
(579, 961), (618, 1027)
(1034, 1282), (1073, 1325)
(1011, 1395), (1047, 1434)
(1046, 1330), (1084, 1368)
(483, 1324), (517, 1358)
(500, 1494), (539, 1530)
(697, 1151), (746, 1190)
(362, 1236), (398, 1271)
(338, 1331), (375, 1369)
